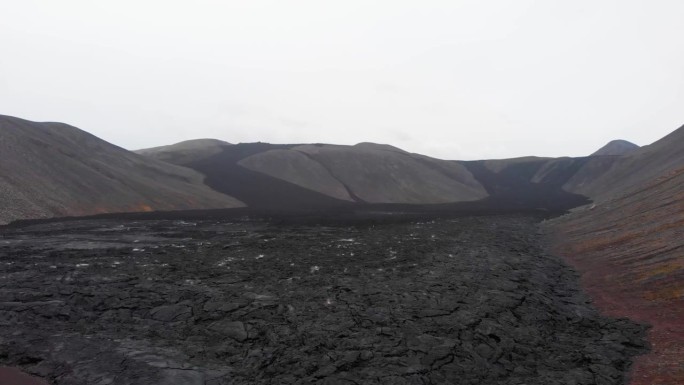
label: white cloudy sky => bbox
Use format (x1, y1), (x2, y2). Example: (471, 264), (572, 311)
(2, 0), (683, 160)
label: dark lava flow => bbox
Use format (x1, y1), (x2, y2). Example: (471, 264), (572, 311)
(0, 214), (646, 384)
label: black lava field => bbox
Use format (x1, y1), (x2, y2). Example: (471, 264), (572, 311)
(0, 214), (647, 385)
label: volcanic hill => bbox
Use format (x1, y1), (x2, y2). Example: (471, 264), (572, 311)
(545, 124), (684, 384)
(137, 141), (601, 211)
(591, 139), (640, 156)
(0, 115), (244, 225)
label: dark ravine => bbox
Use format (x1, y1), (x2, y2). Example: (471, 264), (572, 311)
(0, 213), (647, 384)
(460, 160), (591, 211)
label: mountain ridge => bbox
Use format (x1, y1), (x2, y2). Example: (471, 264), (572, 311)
(3, 113), (683, 223)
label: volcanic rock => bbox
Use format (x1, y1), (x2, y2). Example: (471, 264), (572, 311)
(0, 213), (648, 384)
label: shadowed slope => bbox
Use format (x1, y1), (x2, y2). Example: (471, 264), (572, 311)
(0, 115), (243, 224)
(461, 158), (591, 210)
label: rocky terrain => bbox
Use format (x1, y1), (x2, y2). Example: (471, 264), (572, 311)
(0, 116), (243, 225)
(2, 113), (683, 384)
(0, 213), (647, 385)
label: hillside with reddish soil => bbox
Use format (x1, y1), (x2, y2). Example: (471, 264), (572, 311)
(545, 166), (684, 385)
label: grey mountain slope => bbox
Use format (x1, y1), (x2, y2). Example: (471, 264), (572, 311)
(0, 116), (243, 224)
(135, 139), (232, 164)
(590, 140), (639, 156)
(139, 140), (488, 204)
(238, 149), (354, 201)
(291, 144), (487, 203)
(353, 142), (409, 154)
(135, 122), (684, 207)
(564, 125), (684, 200)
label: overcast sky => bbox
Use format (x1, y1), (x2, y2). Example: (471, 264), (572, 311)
(2, 0), (684, 160)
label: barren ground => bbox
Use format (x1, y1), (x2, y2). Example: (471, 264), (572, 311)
(0, 213), (647, 384)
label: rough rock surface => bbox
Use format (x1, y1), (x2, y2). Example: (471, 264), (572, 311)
(0, 115), (244, 225)
(0, 214), (646, 384)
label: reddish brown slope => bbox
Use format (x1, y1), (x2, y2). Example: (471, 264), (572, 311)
(545, 167), (684, 385)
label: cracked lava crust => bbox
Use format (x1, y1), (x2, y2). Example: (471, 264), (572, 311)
(0, 214), (647, 384)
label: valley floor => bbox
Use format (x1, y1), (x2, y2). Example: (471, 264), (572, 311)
(0, 214), (647, 384)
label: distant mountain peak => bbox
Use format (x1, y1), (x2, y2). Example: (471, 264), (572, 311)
(137, 138), (231, 153)
(591, 140), (639, 156)
(135, 138), (232, 164)
(353, 142), (408, 153)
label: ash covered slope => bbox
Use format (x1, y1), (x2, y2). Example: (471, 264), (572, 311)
(140, 141), (488, 208)
(565, 125), (684, 200)
(273, 143), (487, 203)
(590, 139), (639, 156)
(458, 157), (592, 210)
(135, 139), (232, 164)
(139, 128), (680, 212)
(0, 115), (244, 224)
(457, 126), (680, 204)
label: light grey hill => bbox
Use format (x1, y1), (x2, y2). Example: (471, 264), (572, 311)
(135, 139), (232, 165)
(274, 144), (487, 204)
(0, 116), (243, 224)
(590, 140), (639, 156)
